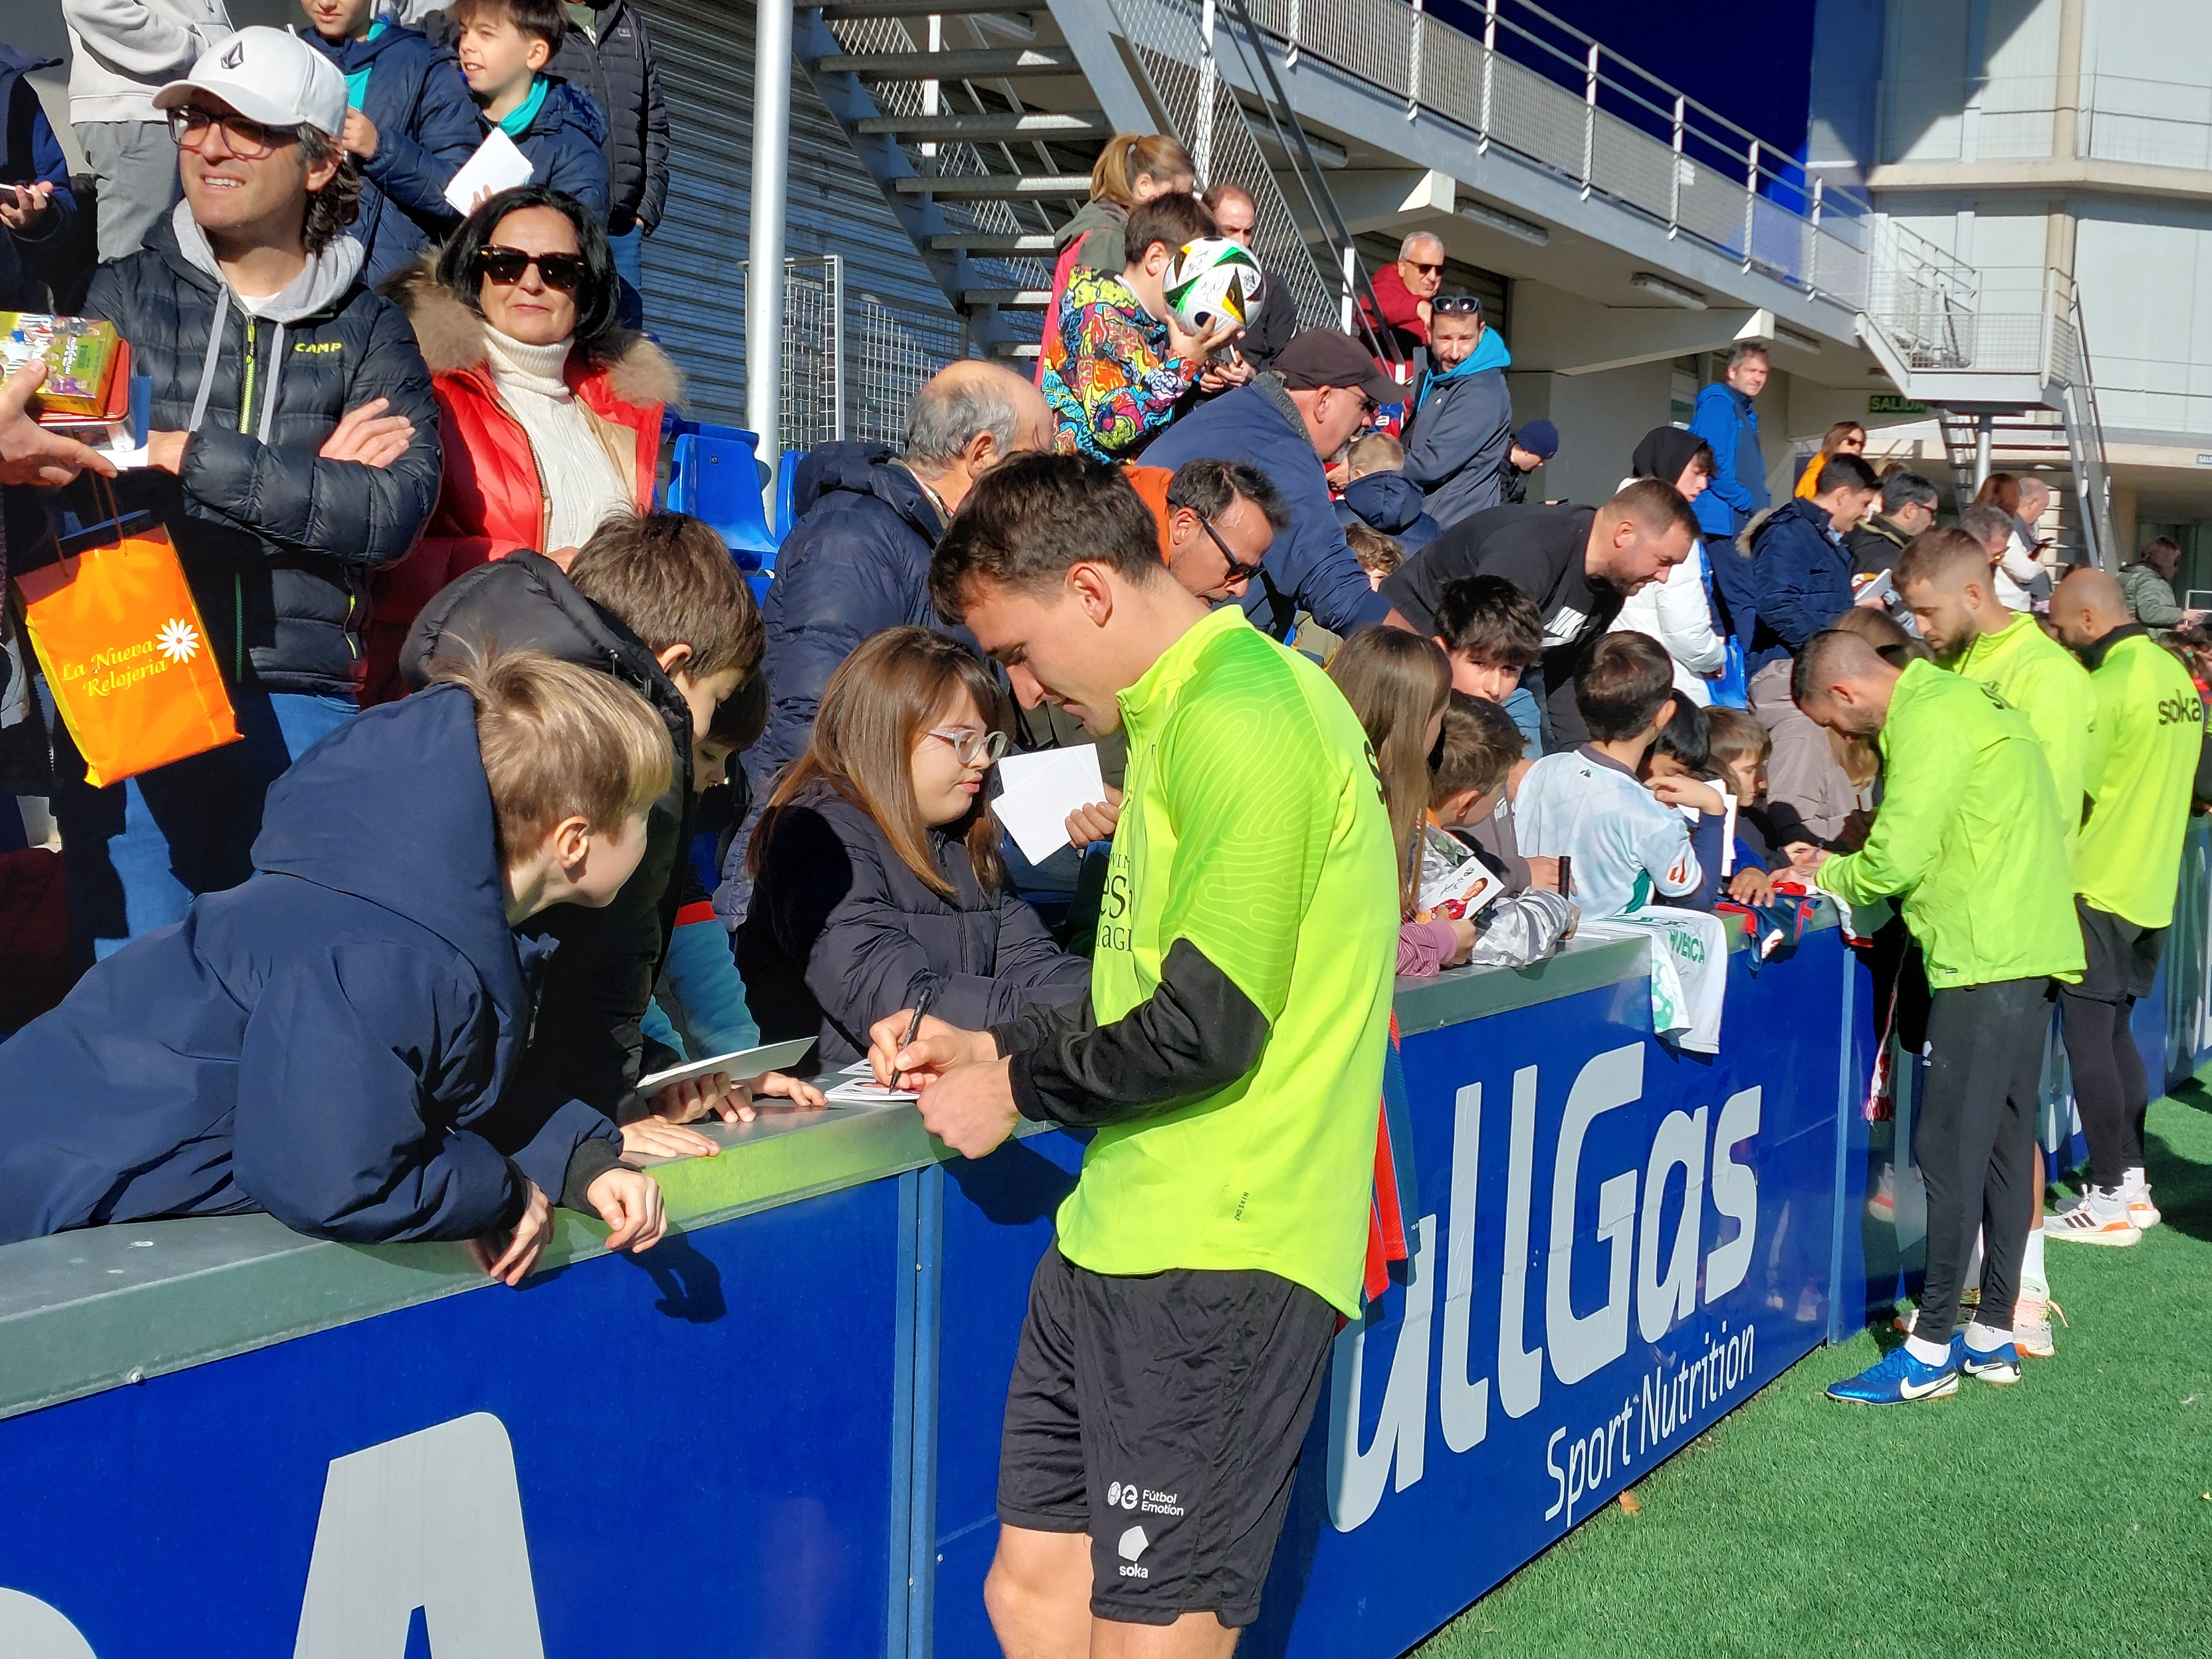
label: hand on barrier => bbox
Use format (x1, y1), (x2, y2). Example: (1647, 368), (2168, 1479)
(1728, 867), (1775, 907)
(916, 1058), (1020, 1162)
(589, 1167), (666, 1255)
(473, 1180), (553, 1286)
(868, 1011), (997, 1092)
(622, 1115), (721, 1160)
(317, 398), (414, 469)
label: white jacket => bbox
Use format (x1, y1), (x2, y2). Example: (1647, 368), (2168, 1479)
(1610, 538), (1726, 705)
(1993, 525), (2043, 612)
(62, 0), (232, 124)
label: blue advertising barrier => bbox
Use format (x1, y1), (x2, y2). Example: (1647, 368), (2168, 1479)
(5, 831), (2212, 1656)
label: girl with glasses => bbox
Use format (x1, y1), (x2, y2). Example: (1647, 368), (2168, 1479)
(740, 628), (1090, 1073)
(363, 184), (679, 701)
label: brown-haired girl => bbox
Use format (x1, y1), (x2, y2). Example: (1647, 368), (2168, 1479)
(738, 628), (1089, 1071)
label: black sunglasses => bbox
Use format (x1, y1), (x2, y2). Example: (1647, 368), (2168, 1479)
(1195, 514), (1266, 585)
(474, 245), (588, 291)
(1432, 295), (1483, 316)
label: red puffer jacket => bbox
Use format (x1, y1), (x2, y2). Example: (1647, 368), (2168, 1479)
(364, 260), (681, 701)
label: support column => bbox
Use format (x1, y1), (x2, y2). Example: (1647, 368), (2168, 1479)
(746, 0), (793, 503)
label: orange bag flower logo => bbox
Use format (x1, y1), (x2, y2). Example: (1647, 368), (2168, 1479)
(156, 618), (201, 664)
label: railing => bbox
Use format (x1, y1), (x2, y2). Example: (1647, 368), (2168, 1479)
(2062, 277), (2119, 569)
(1882, 72), (2212, 171)
(1863, 219), (1980, 369)
(1205, 0), (1880, 310)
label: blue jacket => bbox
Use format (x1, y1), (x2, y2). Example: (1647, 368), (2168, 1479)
(1688, 381), (1767, 539)
(1747, 496), (1854, 670)
(503, 77), (611, 221)
(0, 46), (80, 307)
(0, 687), (619, 1248)
(299, 22), (481, 289)
(1401, 327), (1514, 527)
(1139, 376), (1392, 641)
(1336, 469), (1441, 554)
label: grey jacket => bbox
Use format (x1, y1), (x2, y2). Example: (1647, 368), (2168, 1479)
(62, 0), (232, 123)
(1401, 354), (1513, 528)
(2119, 562), (2186, 628)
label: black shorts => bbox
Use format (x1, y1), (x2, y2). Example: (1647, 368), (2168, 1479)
(996, 1242), (1339, 1628)
(2071, 897), (2166, 1005)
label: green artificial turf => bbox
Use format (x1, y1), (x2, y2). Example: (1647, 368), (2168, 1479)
(1413, 1082), (2212, 1659)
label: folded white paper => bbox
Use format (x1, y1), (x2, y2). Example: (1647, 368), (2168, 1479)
(636, 1035), (816, 1096)
(443, 126), (536, 215)
(994, 744), (1108, 865)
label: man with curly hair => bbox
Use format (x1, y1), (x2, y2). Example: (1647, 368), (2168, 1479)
(52, 25), (440, 963)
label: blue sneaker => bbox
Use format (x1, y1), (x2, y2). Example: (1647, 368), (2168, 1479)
(1826, 1340), (1959, 1405)
(1962, 1336), (2022, 1385)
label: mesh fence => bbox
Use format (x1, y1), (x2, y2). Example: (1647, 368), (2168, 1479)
(851, 298), (965, 447)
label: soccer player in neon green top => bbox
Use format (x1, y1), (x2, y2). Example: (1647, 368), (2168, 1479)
(1794, 628), (2082, 1405)
(2043, 566), (2204, 1242)
(867, 455), (1397, 1655)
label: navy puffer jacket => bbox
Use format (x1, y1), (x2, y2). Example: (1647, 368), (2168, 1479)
(82, 211), (442, 697)
(298, 22), (479, 288)
(1747, 496), (1855, 671)
(738, 779), (1091, 1073)
(549, 0), (670, 234)
(504, 77), (611, 221)
(751, 446), (947, 785)
(0, 685), (620, 1247)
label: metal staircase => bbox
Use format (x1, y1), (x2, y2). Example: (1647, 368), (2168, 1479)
(793, 0), (1388, 362)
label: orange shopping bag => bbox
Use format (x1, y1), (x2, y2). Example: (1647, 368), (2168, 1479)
(15, 488), (241, 787)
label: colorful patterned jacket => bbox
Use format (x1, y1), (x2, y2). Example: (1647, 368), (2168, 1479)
(1042, 267), (1199, 462)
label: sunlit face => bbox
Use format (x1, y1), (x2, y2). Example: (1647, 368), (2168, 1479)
(1444, 650), (1521, 704)
(1901, 576), (1980, 664)
(1675, 460), (1712, 503)
(1822, 487), (1879, 537)
(477, 205), (582, 345)
(962, 577), (1127, 736)
(175, 95), (328, 242)
(456, 14), (547, 99)
(910, 687), (995, 827)
(572, 810), (650, 906)
(1597, 518), (1694, 597)
(1716, 753), (1764, 805)
(303, 0), (376, 39)
(1429, 313), (1483, 372)
(1211, 192), (1256, 248)
(1727, 354), (1770, 398)
(1165, 492), (1273, 602)
(694, 736), (737, 792)
(1892, 499), (1936, 536)
(1836, 427), (1866, 455)
(1398, 240), (1444, 299)
(1305, 384), (1375, 462)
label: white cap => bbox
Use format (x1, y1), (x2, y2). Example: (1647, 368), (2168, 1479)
(153, 27), (348, 139)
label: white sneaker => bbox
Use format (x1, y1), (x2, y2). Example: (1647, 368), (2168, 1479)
(2012, 1295), (2065, 1360)
(2043, 1189), (2142, 1247)
(2124, 1169), (2162, 1230)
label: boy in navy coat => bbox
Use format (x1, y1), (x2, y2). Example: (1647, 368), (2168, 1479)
(449, 0), (610, 220)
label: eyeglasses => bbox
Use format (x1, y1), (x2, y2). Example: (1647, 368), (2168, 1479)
(168, 106), (299, 161)
(927, 727), (1009, 767)
(1432, 295), (1483, 316)
(474, 246), (589, 291)
(1195, 514), (1267, 586)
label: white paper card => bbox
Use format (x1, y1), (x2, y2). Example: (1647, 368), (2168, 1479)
(824, 1078), (919, 1106)
(994, 744), (1107, 865)
(443, 127), (537, 214)
(635, 1035), (816, 1096)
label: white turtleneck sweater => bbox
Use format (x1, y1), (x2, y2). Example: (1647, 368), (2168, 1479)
(482, 329), (637, 553)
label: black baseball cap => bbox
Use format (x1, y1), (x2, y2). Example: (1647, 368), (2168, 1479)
(1275, 330), (1402, 405)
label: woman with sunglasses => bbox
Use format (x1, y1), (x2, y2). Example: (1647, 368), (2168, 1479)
(364, 183), (678, 699)
(739, 627), (1090, 1074)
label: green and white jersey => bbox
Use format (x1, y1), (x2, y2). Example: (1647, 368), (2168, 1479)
(1053, 606), (1399, 1316)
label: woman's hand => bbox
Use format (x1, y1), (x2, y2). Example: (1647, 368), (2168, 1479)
(620, 1114), (721, 1160)
(473, 1180), (553, 1286)
(868, 1010), (998, 1092)
(587, 1167), (666, 1254)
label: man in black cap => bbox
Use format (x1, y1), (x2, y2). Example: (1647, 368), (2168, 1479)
(1142, 329), (1398, 641)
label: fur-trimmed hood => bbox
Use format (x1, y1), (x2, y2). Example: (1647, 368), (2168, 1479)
(387, 255), (683, 411)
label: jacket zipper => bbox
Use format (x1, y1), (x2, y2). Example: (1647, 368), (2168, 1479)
(235, 316), (259, 682)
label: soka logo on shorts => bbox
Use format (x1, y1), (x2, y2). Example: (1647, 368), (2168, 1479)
(1117, 1526), (1150, 1578)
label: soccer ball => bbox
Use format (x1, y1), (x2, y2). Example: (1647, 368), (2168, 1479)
(1163, 238), (1263, 334)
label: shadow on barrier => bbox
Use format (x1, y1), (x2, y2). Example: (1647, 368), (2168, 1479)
(945, 1133), (1085, 1225)
(622, 1231), (728, 1322)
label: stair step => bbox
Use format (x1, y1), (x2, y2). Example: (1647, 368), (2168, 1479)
(819, 0), (1042, 14)
(856, 109), (1112, 139)
(931, 232), (1059, 253)
(818, 46), (1080, 78)
(896, 172), (1091, 198)
(963, 288), (1052, 307)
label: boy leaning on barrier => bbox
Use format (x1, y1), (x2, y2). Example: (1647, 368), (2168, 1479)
(0, 651), (670, 1282)
(867, 454), (1397, 1656)
(1792, 628), (2083, 1405)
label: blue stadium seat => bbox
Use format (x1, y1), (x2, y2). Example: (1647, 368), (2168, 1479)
(665, 429), (779, 571)
(774, 447), (804, 542)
